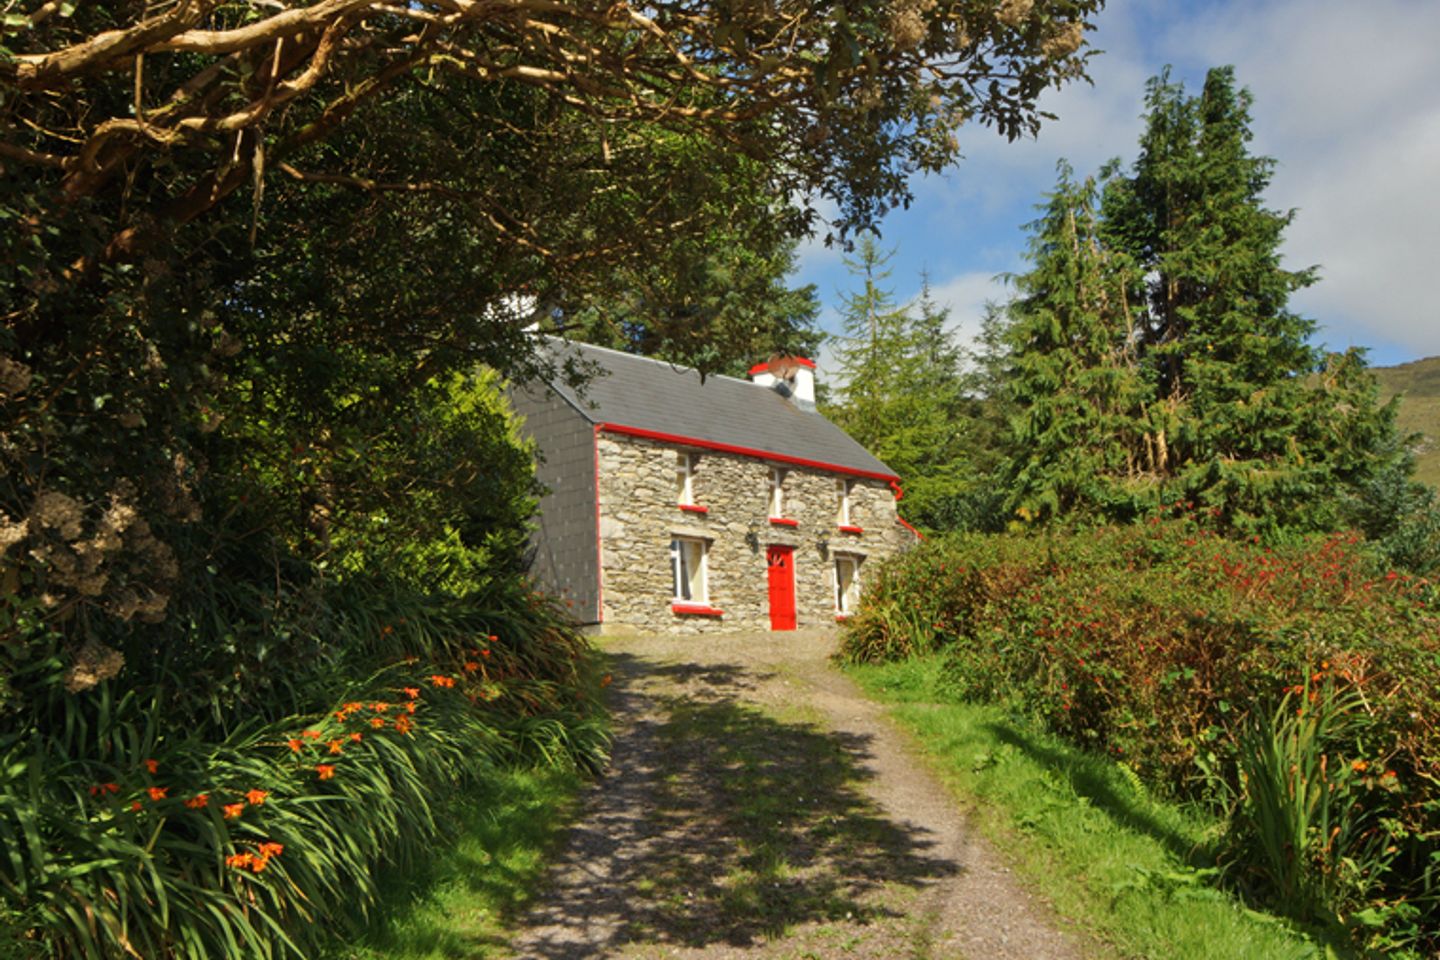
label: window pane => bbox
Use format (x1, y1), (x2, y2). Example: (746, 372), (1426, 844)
(682, 539), (705, 602)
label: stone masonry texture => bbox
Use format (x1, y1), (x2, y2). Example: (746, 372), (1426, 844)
(596, 434), (912, 633)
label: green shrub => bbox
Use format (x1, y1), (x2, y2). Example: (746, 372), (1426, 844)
(838, 514), (1439, 955)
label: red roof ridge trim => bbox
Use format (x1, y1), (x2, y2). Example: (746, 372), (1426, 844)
(748, 357), (817, 376)
(597, 423), (899, 482)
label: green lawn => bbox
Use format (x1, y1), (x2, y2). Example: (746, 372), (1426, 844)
(846, 656), (1352, 960)
(321, 765), (583, 960)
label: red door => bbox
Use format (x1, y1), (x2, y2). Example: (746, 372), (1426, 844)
(767, 545), (797, 631)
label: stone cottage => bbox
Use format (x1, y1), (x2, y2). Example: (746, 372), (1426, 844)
(509, 339), (919, 633)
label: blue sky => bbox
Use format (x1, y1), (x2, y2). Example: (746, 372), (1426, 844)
(790, 0), (1440, 371)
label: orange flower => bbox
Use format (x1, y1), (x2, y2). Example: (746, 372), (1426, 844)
(225, 852), (254, 870)
(1352, 759), (1369, 773)
(480, 649), (490, 658)
(349, 732), (362, 742)
(257, 842), (284, 858)
(462, 660), (480, 673)
(147, 786), (168, 802)
(343, 702), (364, 713)
(222, 802), (246, 820)
(144, 758), (159, 774)
(371, 702), (390, 713)
(103, 782), (120, 794)
(302, 729), (322, 740)
(487, 634), (498, 642)
(430, 674), (455, 688)
(185, 794), (210, 809)
(315, 764), (336, 780)
(402, 687), (420, 699)
(394, 716), (413, 735)
(245, 789), (269, 806)
(370, 717), (386, 729)
(287, 739), (304, 753)
(327, 738), (345, 755)
(334, 711), (350, 722)
(404, 701), (417, 714)
(130, 801), (143, 812)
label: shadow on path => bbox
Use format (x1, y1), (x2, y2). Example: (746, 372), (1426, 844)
(512, 651), (961, 958)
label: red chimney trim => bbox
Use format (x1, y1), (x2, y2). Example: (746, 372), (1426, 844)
(748, 356), (817, 376)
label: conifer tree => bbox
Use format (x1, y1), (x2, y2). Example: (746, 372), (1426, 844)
(1098, 66), (1389, 529)
(825, 240), (974, 530)
(1001, 163), (1151, 522)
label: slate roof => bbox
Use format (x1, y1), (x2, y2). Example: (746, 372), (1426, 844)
(531, 338), (898, 481)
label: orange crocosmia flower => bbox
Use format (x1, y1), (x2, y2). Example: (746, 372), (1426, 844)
(185, 794), (209, 809)
(344, 702), (364, 713)
(147, 786), (168, 802)
(104, 782), (120, 794)
(487, 634), (498, 642)
(429, 675), (455, 688)
(327, 738), (345, 755)
(371, 702), (390, 713)
(245, 789), (269, 806)
(225, 852), (254, 870)
(334, 711), (349, 722)
(315, 764), (336, 780)
(394, 717), (413, 735)
(257, 842), (284, 858)
(480, 649), (490, 658)
(402, 687), (420, 699)
(404, 701), (417, 715)
(302, 729), (322, 740)
(144, 759), (159, 774)
(130, 801), (143, 812)
(463, 661), (480, 673)
(222, 802), (246, 820)
(349, 732), (362, 742)
(287, 739), (304, 753)
(370, 717), (386, 729)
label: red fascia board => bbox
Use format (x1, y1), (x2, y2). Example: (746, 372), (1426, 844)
(597, 423), (899, 483)
(678, 503), (709, 514)
(592, 425), (605, 622)
(768, 517), (799, 527)
(748, 356), (817, 376)
(888, 479), (926, 541)
(671, 603), (724, 617)
(837, 524), (864, 534)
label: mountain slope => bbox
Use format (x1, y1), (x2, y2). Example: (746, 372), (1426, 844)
(1373, 357), (1440, 489)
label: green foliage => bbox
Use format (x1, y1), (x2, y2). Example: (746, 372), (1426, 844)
(823, 240), (980, 531)
(0, 580), (606, 959)
(989, 67), (1407, 536)
(837, 522), (1439, 955)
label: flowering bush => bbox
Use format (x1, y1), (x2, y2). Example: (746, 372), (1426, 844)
(838, 513), (1439, 953)
(0, 582), (606, 958)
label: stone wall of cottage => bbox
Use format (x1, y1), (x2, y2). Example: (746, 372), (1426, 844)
(595, 434), (912, 633)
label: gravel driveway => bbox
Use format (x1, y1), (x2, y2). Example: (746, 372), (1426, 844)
(509, 629), (1095, 960)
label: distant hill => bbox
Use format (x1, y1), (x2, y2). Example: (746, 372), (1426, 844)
(1372, 357), (1440, 489)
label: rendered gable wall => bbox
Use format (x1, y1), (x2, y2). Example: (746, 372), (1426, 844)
(595, 433), (908, 633)
(508, 383), (601, 624)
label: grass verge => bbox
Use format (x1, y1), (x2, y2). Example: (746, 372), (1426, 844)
(846, 656), (1351, 960)
(321, 764), (584, 960)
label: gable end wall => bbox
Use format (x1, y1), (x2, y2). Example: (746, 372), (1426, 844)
(509, 384), (601, 624)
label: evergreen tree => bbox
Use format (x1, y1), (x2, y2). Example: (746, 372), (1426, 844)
(993, 66), (1404, 535)
(1001, 163), (1151, 523)
(824, 239), (975, 530)
(1099, 66), (1393, 530)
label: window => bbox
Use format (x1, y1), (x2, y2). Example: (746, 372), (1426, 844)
(834, 555), (862, 615)
(835, 479), (852, 526)
(670, 536), (708, 603)
(768, 468), (785, 518)
(675, 452), (694, 505)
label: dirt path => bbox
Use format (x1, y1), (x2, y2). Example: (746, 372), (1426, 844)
(510, 630), (1094, 960)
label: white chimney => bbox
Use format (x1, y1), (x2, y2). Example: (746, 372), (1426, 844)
(749, 356), (816, 411)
